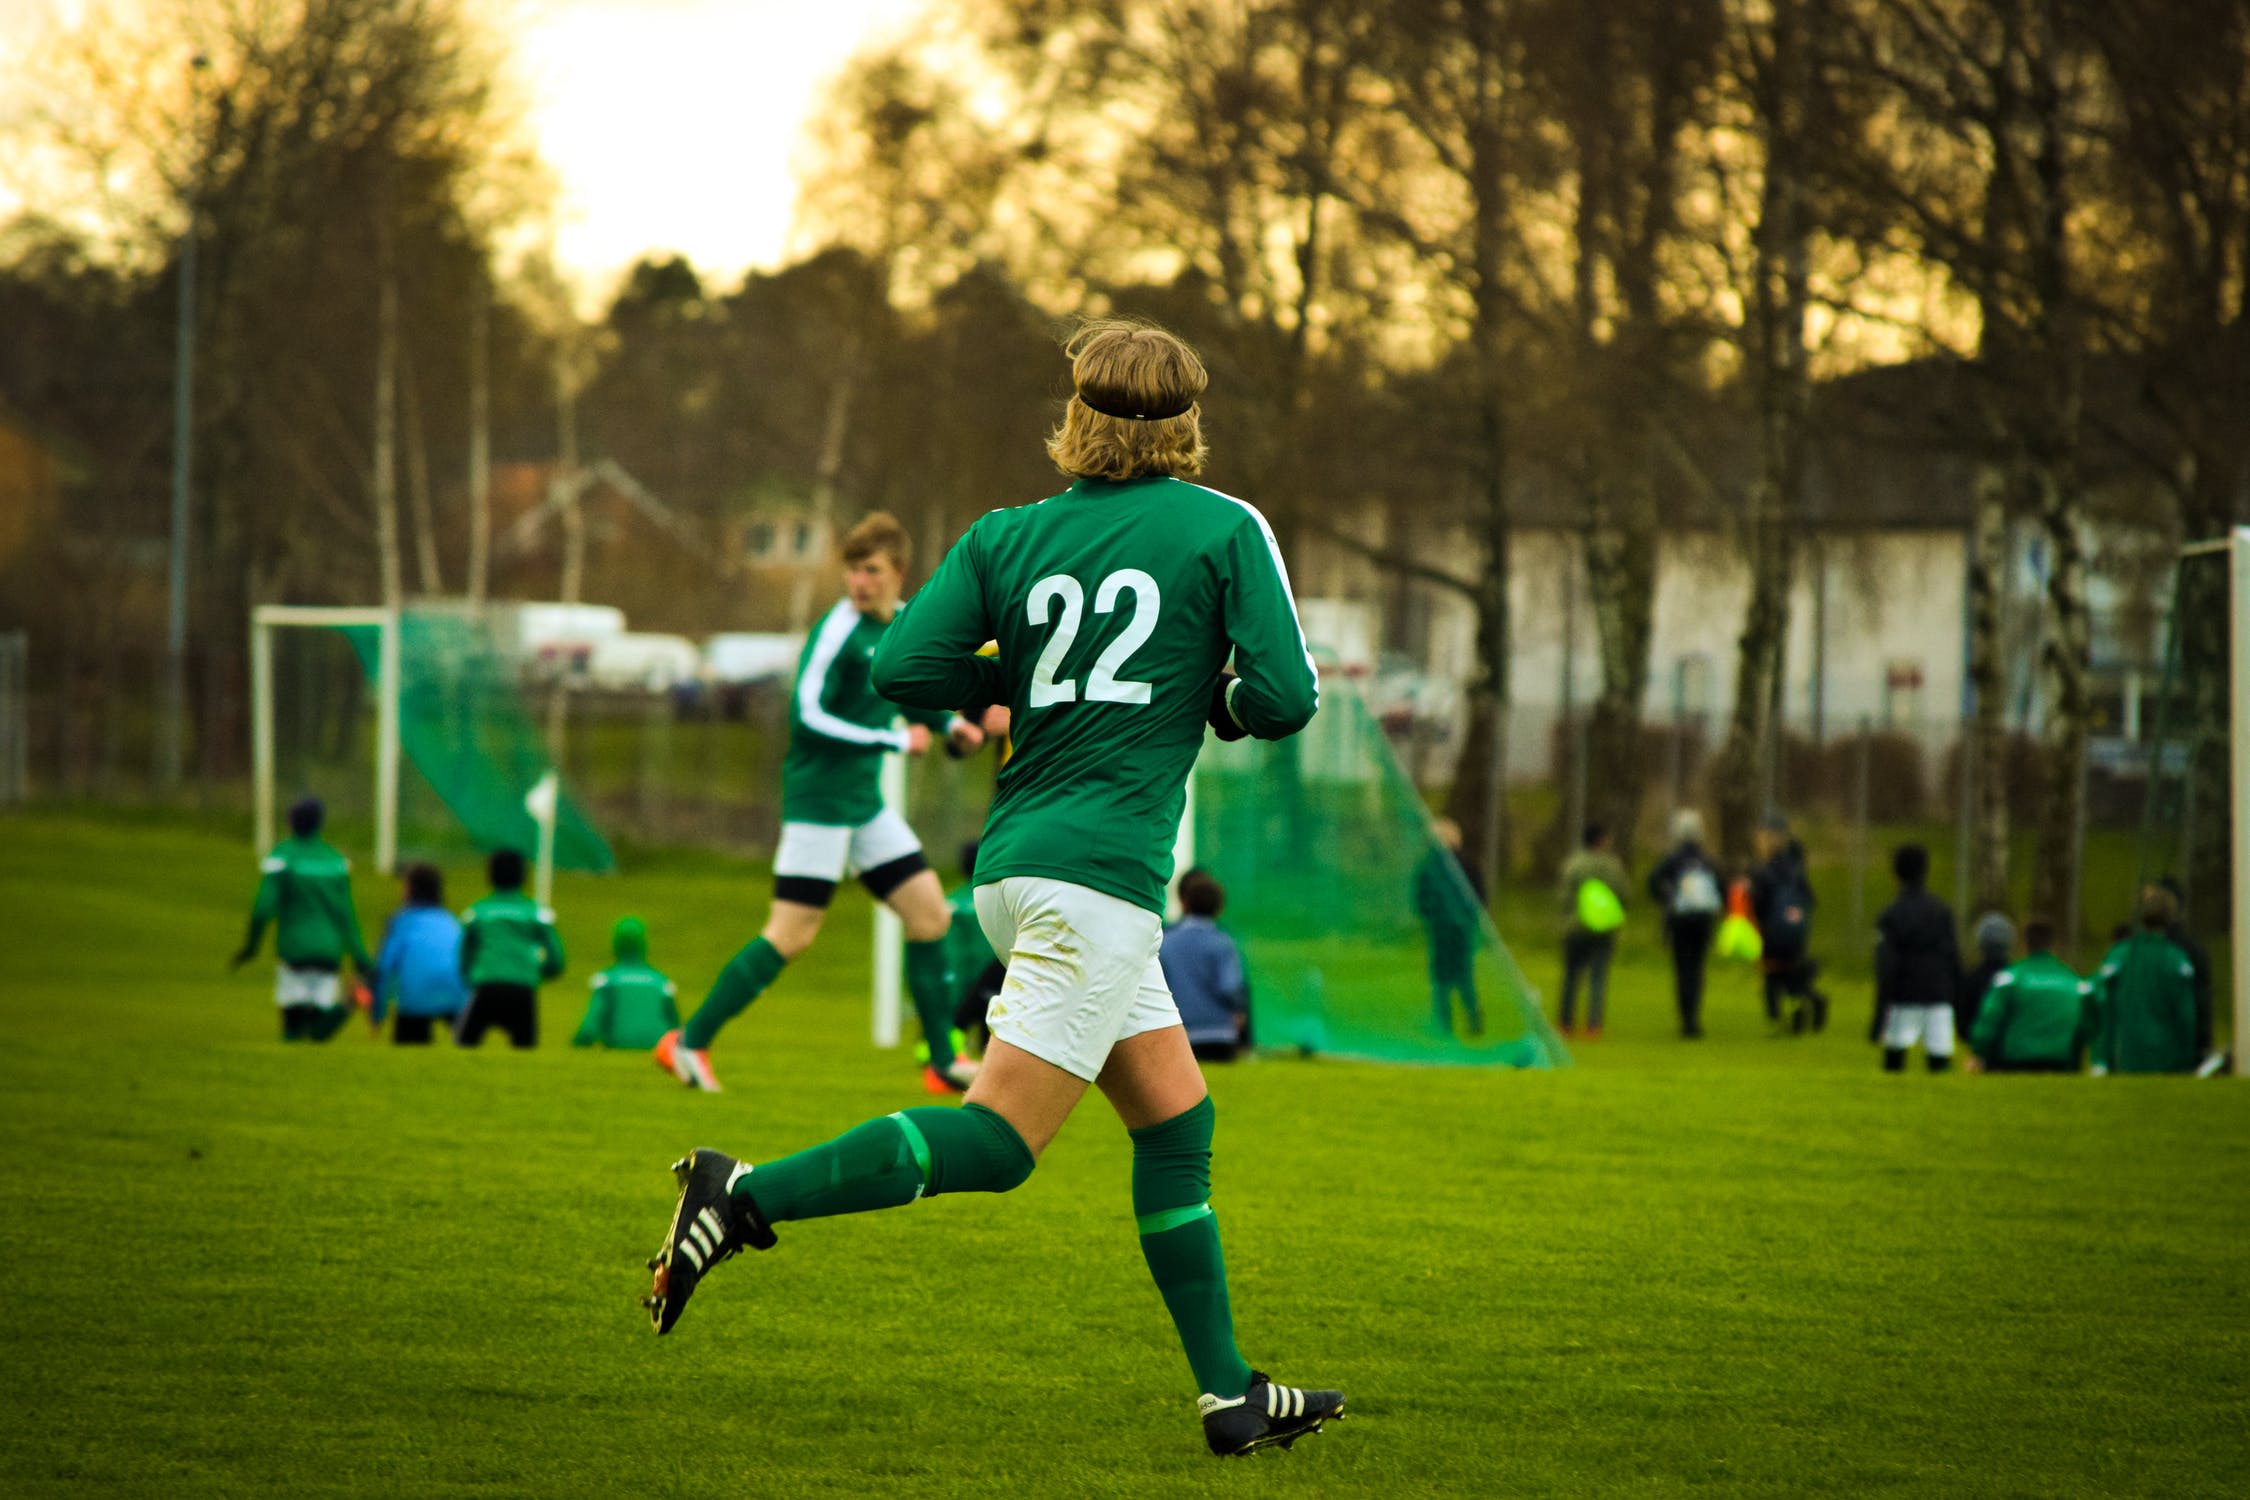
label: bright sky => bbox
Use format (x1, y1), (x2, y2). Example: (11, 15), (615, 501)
(0, 0), (927, 300)
(516, 0), (925, 297)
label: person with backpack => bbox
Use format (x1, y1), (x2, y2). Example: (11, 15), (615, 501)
(1749, 816), (1824, 1034)
(1556, 822), (1628, 1038)
(1647, 809), (1724, 1039)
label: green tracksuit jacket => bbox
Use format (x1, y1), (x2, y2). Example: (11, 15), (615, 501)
(572, 918), (677, 1048)
(1969, 952), (2093, 1068)
(2089, 932), (2200, 1074)
(241, 836), (374, 971)
(460, 891), (566, 990)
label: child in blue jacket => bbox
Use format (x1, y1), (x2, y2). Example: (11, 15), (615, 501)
(374, 863), (470, 1044)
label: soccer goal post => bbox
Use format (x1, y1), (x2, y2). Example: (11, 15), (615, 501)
(252, 605), (401, 873)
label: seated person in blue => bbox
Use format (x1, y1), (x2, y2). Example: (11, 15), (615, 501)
(374, 862), (469, 1044)
(1158, 867), (1251, 1063)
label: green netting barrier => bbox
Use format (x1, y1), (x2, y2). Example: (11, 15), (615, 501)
(1192, 680), (1566, 1069)
(2138, 546), (2229, 928)
(338, 611), (614, 873)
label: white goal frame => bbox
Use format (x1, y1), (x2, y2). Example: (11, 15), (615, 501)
(251, 605), (401, 875)
(2177, 528), (2250, 1074)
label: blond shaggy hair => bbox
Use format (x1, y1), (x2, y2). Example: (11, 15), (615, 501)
(841, 511), (911, 571)
(1045, 319), (1210, 480)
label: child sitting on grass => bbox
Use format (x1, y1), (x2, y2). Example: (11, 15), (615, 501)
(231, 795), (375, 1043)
(456, 848), (565, 1049)
(372, 862), (469, 1044)
(573, 916), (679, 1050)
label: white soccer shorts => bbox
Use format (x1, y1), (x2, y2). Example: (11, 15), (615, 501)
(1883, 1002), (1956, 1057)
(772, 810), (923, 884)
(274, 964), (343, 1009)
(972, 875), (1183, 1082)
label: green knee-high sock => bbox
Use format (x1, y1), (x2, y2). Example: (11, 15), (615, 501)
(682, 937), (786, 1050)
(904, 938), (957, 1073)
(732, 1101), (1034, 1224)
(1132, 1096), (1254, 1400)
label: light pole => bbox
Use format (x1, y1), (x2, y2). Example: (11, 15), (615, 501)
(160, 52), (209, 790)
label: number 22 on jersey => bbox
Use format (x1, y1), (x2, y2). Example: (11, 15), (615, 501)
(1026, 569), (1160, 707)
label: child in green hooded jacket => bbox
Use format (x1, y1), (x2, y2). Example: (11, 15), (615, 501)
(574, 917), (680, 1050)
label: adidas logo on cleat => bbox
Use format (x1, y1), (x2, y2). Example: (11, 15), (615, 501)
(1199, 1372), (1346, 1457)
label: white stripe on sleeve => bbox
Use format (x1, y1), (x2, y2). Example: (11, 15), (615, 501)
(797, 600), (910, 749)
(1188, 483), (1321, 711)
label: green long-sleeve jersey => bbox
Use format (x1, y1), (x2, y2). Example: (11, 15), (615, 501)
(873, 475), (1320, 914)
(2089, 932), (2200, 1074)
(1969, 952), (2093, 1067)
(242, 835), (373, 971)
(459, 891), (566, 990)
(572, 960), (679, 1048)
(782, 598), (957, 825)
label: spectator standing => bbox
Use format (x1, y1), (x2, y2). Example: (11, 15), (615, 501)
(457, 848), (565, 1049)
(1749, 817), (1825, 1034)
(2089, 888), (2201, 1075)
(1875, 844), (1962, 1072)
(1646, 809), (1724, 1039)
(1958, 912), (2015, 1045)
(1159, 868), (1251, 1063)
(572, 916), (679, 1050)
(373, 863), (468, 1044)
(1556, 823), (1629, 1038)
(1414, 818), (1486, 1038)
(1968, 918), (2092, 1073)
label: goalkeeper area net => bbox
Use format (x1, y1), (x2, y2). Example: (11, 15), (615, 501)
(2137, 533), (2245, 1060)
(1192, 677), (1567, 1069)
(254, 606), (611, 875)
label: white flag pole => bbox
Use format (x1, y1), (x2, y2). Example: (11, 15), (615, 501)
(872, 748), (906, 1048)
(527, 770), (560, 909)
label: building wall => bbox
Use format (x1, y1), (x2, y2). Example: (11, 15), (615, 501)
(1312, 525), (1974, 781)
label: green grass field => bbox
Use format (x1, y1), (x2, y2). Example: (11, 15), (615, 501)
(3, 809), (2246, 1497)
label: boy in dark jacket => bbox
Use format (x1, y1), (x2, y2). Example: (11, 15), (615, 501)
(1876, 843), (1961, 1072)
(1750, 817), (1825, 1033)
(457, 848), (565, 1048)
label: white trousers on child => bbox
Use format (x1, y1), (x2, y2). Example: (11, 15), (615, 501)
(1883, 1002), (1955, 1057)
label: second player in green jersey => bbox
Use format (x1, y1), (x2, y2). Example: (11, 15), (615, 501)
(655, 512), (996, 1094)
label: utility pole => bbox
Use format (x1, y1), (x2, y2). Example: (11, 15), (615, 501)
(161, 52), (210, 789)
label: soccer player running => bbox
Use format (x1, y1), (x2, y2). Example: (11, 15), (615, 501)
(643, 321), (1345, 1457)
(654, 513), (990, 1093)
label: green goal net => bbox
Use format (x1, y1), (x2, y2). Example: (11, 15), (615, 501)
(335, 610), (614, 873)
(1192, 680), (1566, 1069)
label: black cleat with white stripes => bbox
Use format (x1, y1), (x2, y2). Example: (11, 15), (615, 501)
(1199, 1372), (1346, 1456)
(642, 1148), (775, 1335)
